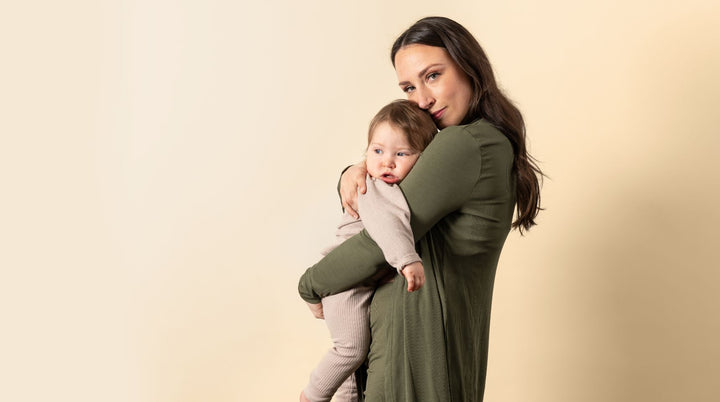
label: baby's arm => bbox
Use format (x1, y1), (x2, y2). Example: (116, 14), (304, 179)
(359, 176), (425, 292)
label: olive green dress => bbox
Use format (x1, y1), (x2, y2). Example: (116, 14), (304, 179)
(299, 119), (516, 401)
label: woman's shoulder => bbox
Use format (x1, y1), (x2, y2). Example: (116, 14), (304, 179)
(439, 119), (510, 148)
(422, 120), (512, 165)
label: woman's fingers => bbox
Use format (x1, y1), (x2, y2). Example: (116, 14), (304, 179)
(306, 301), (324, 319)
(342, 201), (359, 220)
(340, 181), (359, 218)
(339, 162), (368, 219)
(356, 175), (367, 194)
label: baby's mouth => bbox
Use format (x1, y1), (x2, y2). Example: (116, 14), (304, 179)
(380, 174), (399, 184)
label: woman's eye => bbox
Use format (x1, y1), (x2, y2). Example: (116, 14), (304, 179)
(427, 72), (439, 81)
(403, 86), (415, 93)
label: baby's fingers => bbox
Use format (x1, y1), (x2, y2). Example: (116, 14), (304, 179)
(409, 275), (425, 292)
(406, 275), (416, 292)
(416, 274), (425, 290)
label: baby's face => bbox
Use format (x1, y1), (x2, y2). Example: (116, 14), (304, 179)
(366, 122), (420, 185)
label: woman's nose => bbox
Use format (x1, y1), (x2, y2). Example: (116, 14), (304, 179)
(415, 87), (435, 110)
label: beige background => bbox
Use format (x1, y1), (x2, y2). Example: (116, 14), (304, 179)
(1, 1), (719, 401)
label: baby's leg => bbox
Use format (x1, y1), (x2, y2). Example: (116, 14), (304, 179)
(333, 371), (361, 402)
(303, 286), (373, 402)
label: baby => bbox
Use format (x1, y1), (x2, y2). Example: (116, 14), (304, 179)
(301, 99), (437, 402)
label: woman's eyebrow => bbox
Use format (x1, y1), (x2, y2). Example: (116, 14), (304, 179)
(398, 63), (443, 87)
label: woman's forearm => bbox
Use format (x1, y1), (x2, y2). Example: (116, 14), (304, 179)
(298, 230), (390, 303)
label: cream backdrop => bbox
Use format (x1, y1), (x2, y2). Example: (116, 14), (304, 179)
(1, 1), (719, 401)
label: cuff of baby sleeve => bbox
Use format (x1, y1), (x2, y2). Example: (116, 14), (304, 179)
(397, 254), (422, 274)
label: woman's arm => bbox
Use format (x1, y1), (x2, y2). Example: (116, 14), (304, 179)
(299, 126), (482, 303)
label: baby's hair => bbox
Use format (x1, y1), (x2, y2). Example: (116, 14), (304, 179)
(367, 99), (438, 152)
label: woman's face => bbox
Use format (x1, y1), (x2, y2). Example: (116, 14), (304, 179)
(394, 44), (473, 129)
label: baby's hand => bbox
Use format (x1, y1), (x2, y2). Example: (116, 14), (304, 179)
(401, 261), (425, 292)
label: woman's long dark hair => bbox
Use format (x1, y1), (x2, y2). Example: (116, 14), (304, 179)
(391, 16), (543, 233)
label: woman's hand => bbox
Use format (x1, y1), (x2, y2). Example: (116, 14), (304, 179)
(340, 161), (368, 219)
(306, 301), (324, 319)
(401, 262), (425, 292)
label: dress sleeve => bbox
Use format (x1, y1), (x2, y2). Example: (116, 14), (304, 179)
(299, 127), (482, 303)
(359, 175), (421, 273)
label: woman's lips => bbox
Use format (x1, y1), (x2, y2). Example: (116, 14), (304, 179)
(431, 108), (446, 121)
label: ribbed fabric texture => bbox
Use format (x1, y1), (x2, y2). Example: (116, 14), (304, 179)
(303, 287), (373, 402)
(304, 176), (419, 401)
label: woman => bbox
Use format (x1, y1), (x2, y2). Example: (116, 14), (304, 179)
(299, 16), (542, 401)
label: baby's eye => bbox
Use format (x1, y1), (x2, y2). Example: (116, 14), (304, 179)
(373, 148), (383, 155)
(397, 152), (408, 157)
